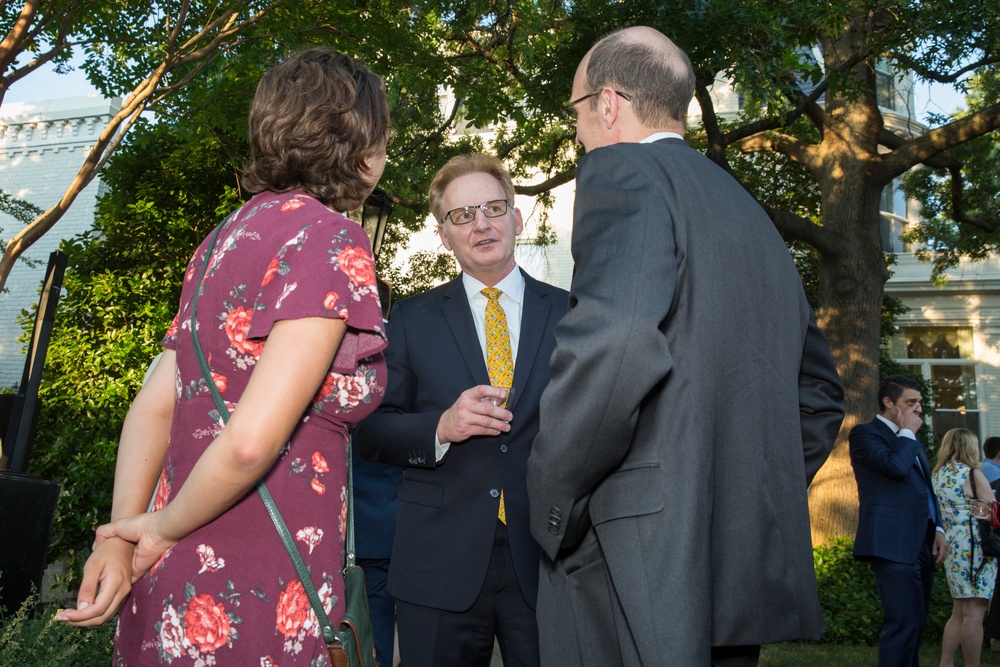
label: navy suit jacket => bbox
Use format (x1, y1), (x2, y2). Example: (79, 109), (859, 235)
(850, 417), (943, 564)
(353, 269), (568, 612)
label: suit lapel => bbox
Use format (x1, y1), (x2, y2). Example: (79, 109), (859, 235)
(874, 418), (929, 480)
(441, 277), (491, 386)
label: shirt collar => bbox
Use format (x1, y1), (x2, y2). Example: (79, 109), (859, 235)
(875, 414), (899, 434)
(462, 266), (525, 304)
(641, 132), (685, 143)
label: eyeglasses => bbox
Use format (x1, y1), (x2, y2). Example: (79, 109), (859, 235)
(445, 199), (509, 225)
(561, 89), (633, 119)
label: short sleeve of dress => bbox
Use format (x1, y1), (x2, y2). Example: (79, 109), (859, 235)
(160, 236), (212, 351)
(247, 208), (387, 373)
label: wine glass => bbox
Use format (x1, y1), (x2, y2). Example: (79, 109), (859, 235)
(481, 386), (514, 409)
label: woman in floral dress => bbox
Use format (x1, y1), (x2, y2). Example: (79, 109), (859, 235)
(59, 48), (390, 666)
(932, 428), (998, 667)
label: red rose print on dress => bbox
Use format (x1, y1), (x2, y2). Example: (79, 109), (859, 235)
(165, 316), (179, 339)
(275, 579), (311, 639)
(311, 478), (326, 496)
(280, 197), (306, 212)
(311, 452), (329, 474)
(262, 257), (281, 286)
(211, 371), (227, 393)
(336, 246), (376, 288)
(295, 526), (324, 555)
(224, 305), (264, 357)
(158, 601), (189, 659)
(313, 372), (337, 405)
(153, 468), (171, 511)
(183, 592), (232, 653)
(323, 291), (339, 311)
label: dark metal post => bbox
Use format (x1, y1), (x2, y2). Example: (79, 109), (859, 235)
(6, 250), (68, 472)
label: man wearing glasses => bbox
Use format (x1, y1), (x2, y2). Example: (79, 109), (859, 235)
(355, 153), (567, 667)
(526, 26), (844, 667)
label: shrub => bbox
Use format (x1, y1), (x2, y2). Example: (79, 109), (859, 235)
(0, 593), (114, 665)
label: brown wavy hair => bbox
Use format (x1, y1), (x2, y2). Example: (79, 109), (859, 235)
(242, 47), (390, 211)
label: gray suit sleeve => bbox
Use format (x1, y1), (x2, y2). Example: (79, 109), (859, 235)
(798, 314), (844, 484)
(528, 147), (676, 558)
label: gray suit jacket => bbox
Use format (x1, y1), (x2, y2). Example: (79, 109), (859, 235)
(527, 138), (844, 662)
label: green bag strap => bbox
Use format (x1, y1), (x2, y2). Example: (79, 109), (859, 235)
(188, 221), (343, 645)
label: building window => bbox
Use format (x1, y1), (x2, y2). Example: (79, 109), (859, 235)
(888, 326), (980, 442)
(880, 181), (911, 253)
(875, 60), (912, 114)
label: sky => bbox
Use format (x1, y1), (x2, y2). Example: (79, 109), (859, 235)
(4, 63), (101, 104)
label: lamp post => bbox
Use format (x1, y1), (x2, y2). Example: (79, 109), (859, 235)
(360, 187), (394, 264)
(356, 187), (395, 319)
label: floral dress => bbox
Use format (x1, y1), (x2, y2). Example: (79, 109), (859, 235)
(113, 190), (387, 666)
(932, 461), (998, 599)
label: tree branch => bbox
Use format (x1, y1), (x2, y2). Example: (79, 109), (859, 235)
(891, 51), (1000, 85)
(514, 168), (576, 197)
(737, 130), (819, 171)
(875, 102), (1000, 179)
(765, 205), (839, 254)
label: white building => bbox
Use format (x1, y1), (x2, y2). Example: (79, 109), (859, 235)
(0, 95), (120, 388)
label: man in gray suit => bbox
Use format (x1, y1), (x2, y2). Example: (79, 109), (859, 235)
(526, 26), (845, 667)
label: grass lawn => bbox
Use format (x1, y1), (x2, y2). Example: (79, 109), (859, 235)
(761, 640), (1000, 666)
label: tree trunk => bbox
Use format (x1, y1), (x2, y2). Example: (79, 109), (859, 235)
(808, 174), (888, 543)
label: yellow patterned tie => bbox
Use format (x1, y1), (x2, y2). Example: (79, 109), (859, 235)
(482, 287), (512, 525)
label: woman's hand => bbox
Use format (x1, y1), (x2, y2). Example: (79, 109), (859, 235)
(96, 512), (178, 582)
(56, 537), (135, 626)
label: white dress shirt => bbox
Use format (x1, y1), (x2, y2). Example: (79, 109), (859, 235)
(435, 267), (525, 460)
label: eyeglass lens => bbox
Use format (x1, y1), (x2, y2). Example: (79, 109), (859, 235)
(447, 199), (508, 225)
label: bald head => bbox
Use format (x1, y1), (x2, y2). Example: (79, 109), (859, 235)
(583, 26), (694, 131)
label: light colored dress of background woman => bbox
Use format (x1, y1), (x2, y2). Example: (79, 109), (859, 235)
(58, 47), (390, 666)
(933, 427), (998, 667)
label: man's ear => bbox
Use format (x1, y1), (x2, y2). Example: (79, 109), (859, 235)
(437, 224), (452, 251)
(600, 87), (621, 129)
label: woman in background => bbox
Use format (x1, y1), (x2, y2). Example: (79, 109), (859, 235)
(59, 47), (390, 666)
(933, 427), (998, 667)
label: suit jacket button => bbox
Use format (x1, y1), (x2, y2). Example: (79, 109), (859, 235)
(490, 488), (500, 498)
(548, 525), (559, 535)
(500, 444), (508, 453)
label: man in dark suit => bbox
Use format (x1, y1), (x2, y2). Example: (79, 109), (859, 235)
(851, 374), (947, 667)
(354, 153), (568, 667)
(526, 27), (844, 667)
